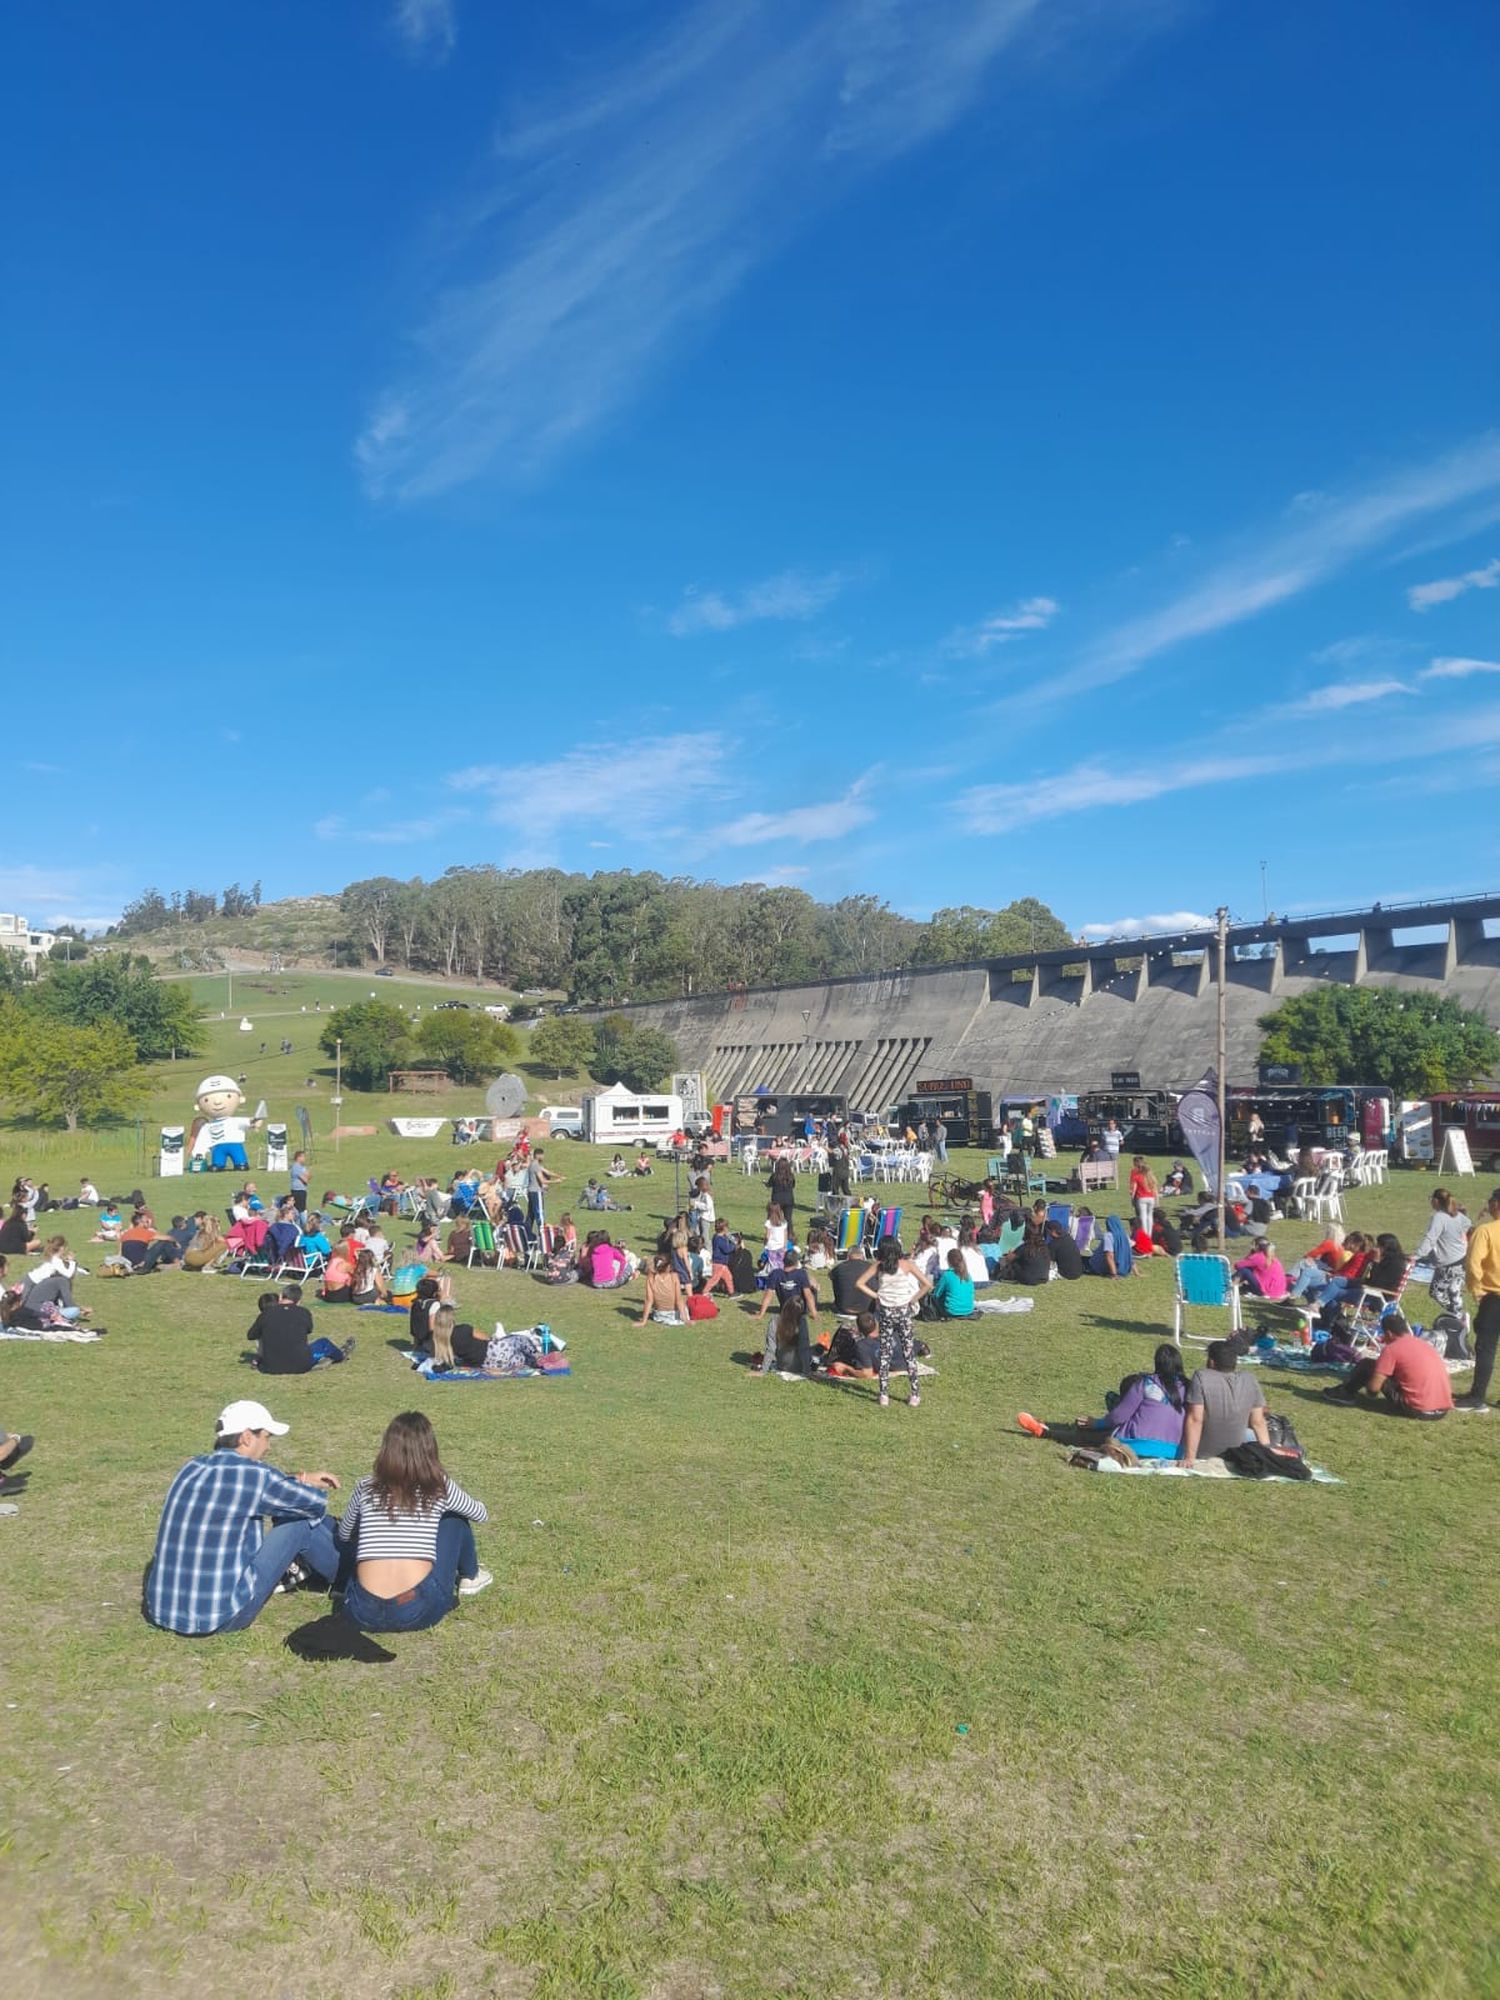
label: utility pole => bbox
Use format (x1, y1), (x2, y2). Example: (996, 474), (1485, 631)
(1215, 905), (1229, 1248)
(334, 1038), (343, 1155)
(1259, 861), (1268, 923)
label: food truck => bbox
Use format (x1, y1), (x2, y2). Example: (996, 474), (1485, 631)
(1079, 1077), (1182, 1152)
(1225, 1083), (1392, 1155)
(895, 1077), (995, 1149)
(1423, 1094), (1500, 1170)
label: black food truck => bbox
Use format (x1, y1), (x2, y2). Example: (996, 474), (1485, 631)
(1079, 1075), (1182, 1151)
(1225, 1083), (1393, 1155)
(895, 1077), (994, 1149)
(734, 1091), (850, 1139)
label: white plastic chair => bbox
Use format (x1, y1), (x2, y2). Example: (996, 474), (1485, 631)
(1290, 1176), (1318, 1218)
(1307, 1175), (1344, 1225)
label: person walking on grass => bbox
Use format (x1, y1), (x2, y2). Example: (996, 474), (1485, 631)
(337, 1411), (491, 1634)
(856, 1237), (932, 1409)
(1459, 1186), (1500, 1413)
(146, 1401), (342, 1635)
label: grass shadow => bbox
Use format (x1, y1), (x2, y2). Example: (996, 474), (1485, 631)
(1079, 1313), (1171, 1339)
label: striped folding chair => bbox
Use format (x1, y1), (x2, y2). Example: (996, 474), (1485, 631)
(874, 1206), (902, 1246)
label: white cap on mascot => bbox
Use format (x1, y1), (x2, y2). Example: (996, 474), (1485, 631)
(196, 1074), (245, 1112)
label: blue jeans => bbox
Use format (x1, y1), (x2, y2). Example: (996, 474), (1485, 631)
(310, 1337), (349, 1364)
(339, 1514), (478, 1634)
(216, 1515), (343, 1632)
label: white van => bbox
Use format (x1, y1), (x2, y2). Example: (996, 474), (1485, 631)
(541, 1105), (584, 1138)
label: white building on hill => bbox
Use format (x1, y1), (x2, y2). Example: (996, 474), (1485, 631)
(0, 913), (58, 968)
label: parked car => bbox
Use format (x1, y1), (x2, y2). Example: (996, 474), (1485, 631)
(374, 967), (395, 976)
(540, 1105), (584, 1138)
(435, 1000), (471, 1010)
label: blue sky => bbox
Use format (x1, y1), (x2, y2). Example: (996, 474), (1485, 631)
(5, 0), (1498, 941)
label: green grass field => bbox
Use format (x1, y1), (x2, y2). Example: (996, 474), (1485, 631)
(2, 1025), (1498, 1994)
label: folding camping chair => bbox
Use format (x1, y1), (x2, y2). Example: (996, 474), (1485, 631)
(1357, 1257), (1414, 1320)
(1070, 1209), (1095, 1252)
(867, 1206), (902, 1249)
(467, 1217), (499, 1268)
(835, 1208), (864, 1255)
(1173, 1253), (1244, 1345)
(505, 1221), (541, 1270)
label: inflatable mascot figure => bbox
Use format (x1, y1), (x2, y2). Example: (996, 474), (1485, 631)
(188, 1074), (254, 1171)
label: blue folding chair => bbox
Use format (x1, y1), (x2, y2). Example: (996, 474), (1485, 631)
(1173, 1254), (1243, 1345)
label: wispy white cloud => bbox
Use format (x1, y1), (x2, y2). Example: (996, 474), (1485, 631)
(449, 732), (726, 845)
(1080, 911), (1215, 941)
(944, 595), (1058, 657)
(708, 777), (876, 847)
(392, 0), (455, 62)
(667, 568), (848, 636)
(314, 810), (470, 845)
(991, 434), (1500, 721)
(1420, 655), (1500, 681)
(1285, 678), (1412, 713)
(957, 701), (1500, 832)
(1407, 554), (1500, 611)
(357, 0), (1161, 497)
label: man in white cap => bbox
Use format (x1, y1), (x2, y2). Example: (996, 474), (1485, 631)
(145, 1400), (342, 1635)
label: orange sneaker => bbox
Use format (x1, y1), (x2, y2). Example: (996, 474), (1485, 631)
(1016, 1412), (1048, 1438)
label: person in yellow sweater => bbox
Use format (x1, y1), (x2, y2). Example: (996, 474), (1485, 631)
(1459, 1188), (1500, 1412)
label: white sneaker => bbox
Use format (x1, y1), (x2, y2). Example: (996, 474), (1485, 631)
(458, 1566), (494, 1597)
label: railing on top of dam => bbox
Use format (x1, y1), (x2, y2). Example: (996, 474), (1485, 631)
(578, 891), (1500, 1016)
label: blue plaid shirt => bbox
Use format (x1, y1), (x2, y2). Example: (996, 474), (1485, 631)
(147, 1452), (327, 1634)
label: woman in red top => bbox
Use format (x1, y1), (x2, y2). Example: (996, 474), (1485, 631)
(1129, 1157), (1158, 1237)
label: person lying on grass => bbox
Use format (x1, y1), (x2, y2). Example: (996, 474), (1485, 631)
(1019, 1343), (1190, 1458)
(822, 1308), (882, 1379)
(337, 1411), (491, 1635)
(146, 1398), (342, 1636)
(1320, 1311), (1453, 1419)
(427, 1301), (491, 1369)
(248, 1284), (354, 1374)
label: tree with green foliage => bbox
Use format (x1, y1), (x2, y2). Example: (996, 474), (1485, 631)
(319, 1001), (412, 1091)
(527, 1013), (597, 1078)
(1258, 986), (1500, 1098)
(918, 898), (1074, 963)
(0, 1007), (144, 1131)
(591, 1014), (678, 1093)
(33, 953), (203, 1059)
(414, 1010), (520, 1085)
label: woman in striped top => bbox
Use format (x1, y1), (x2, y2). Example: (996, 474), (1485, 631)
(337, 1412), (491, 1633)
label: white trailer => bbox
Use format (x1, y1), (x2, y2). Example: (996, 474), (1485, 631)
(582, 1081), (684, 1146)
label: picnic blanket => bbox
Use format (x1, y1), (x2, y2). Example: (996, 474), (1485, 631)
(970, 1296), (1036, 1316)
(0, 1326), (105, 1344)
(1246, 1344), (1351, 1374)
(400, 1348), (571, 1383)
(1087, 1455), (1340, 1485)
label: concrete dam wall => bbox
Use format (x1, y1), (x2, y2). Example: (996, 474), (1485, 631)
(589, 895), (1500, 1109)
